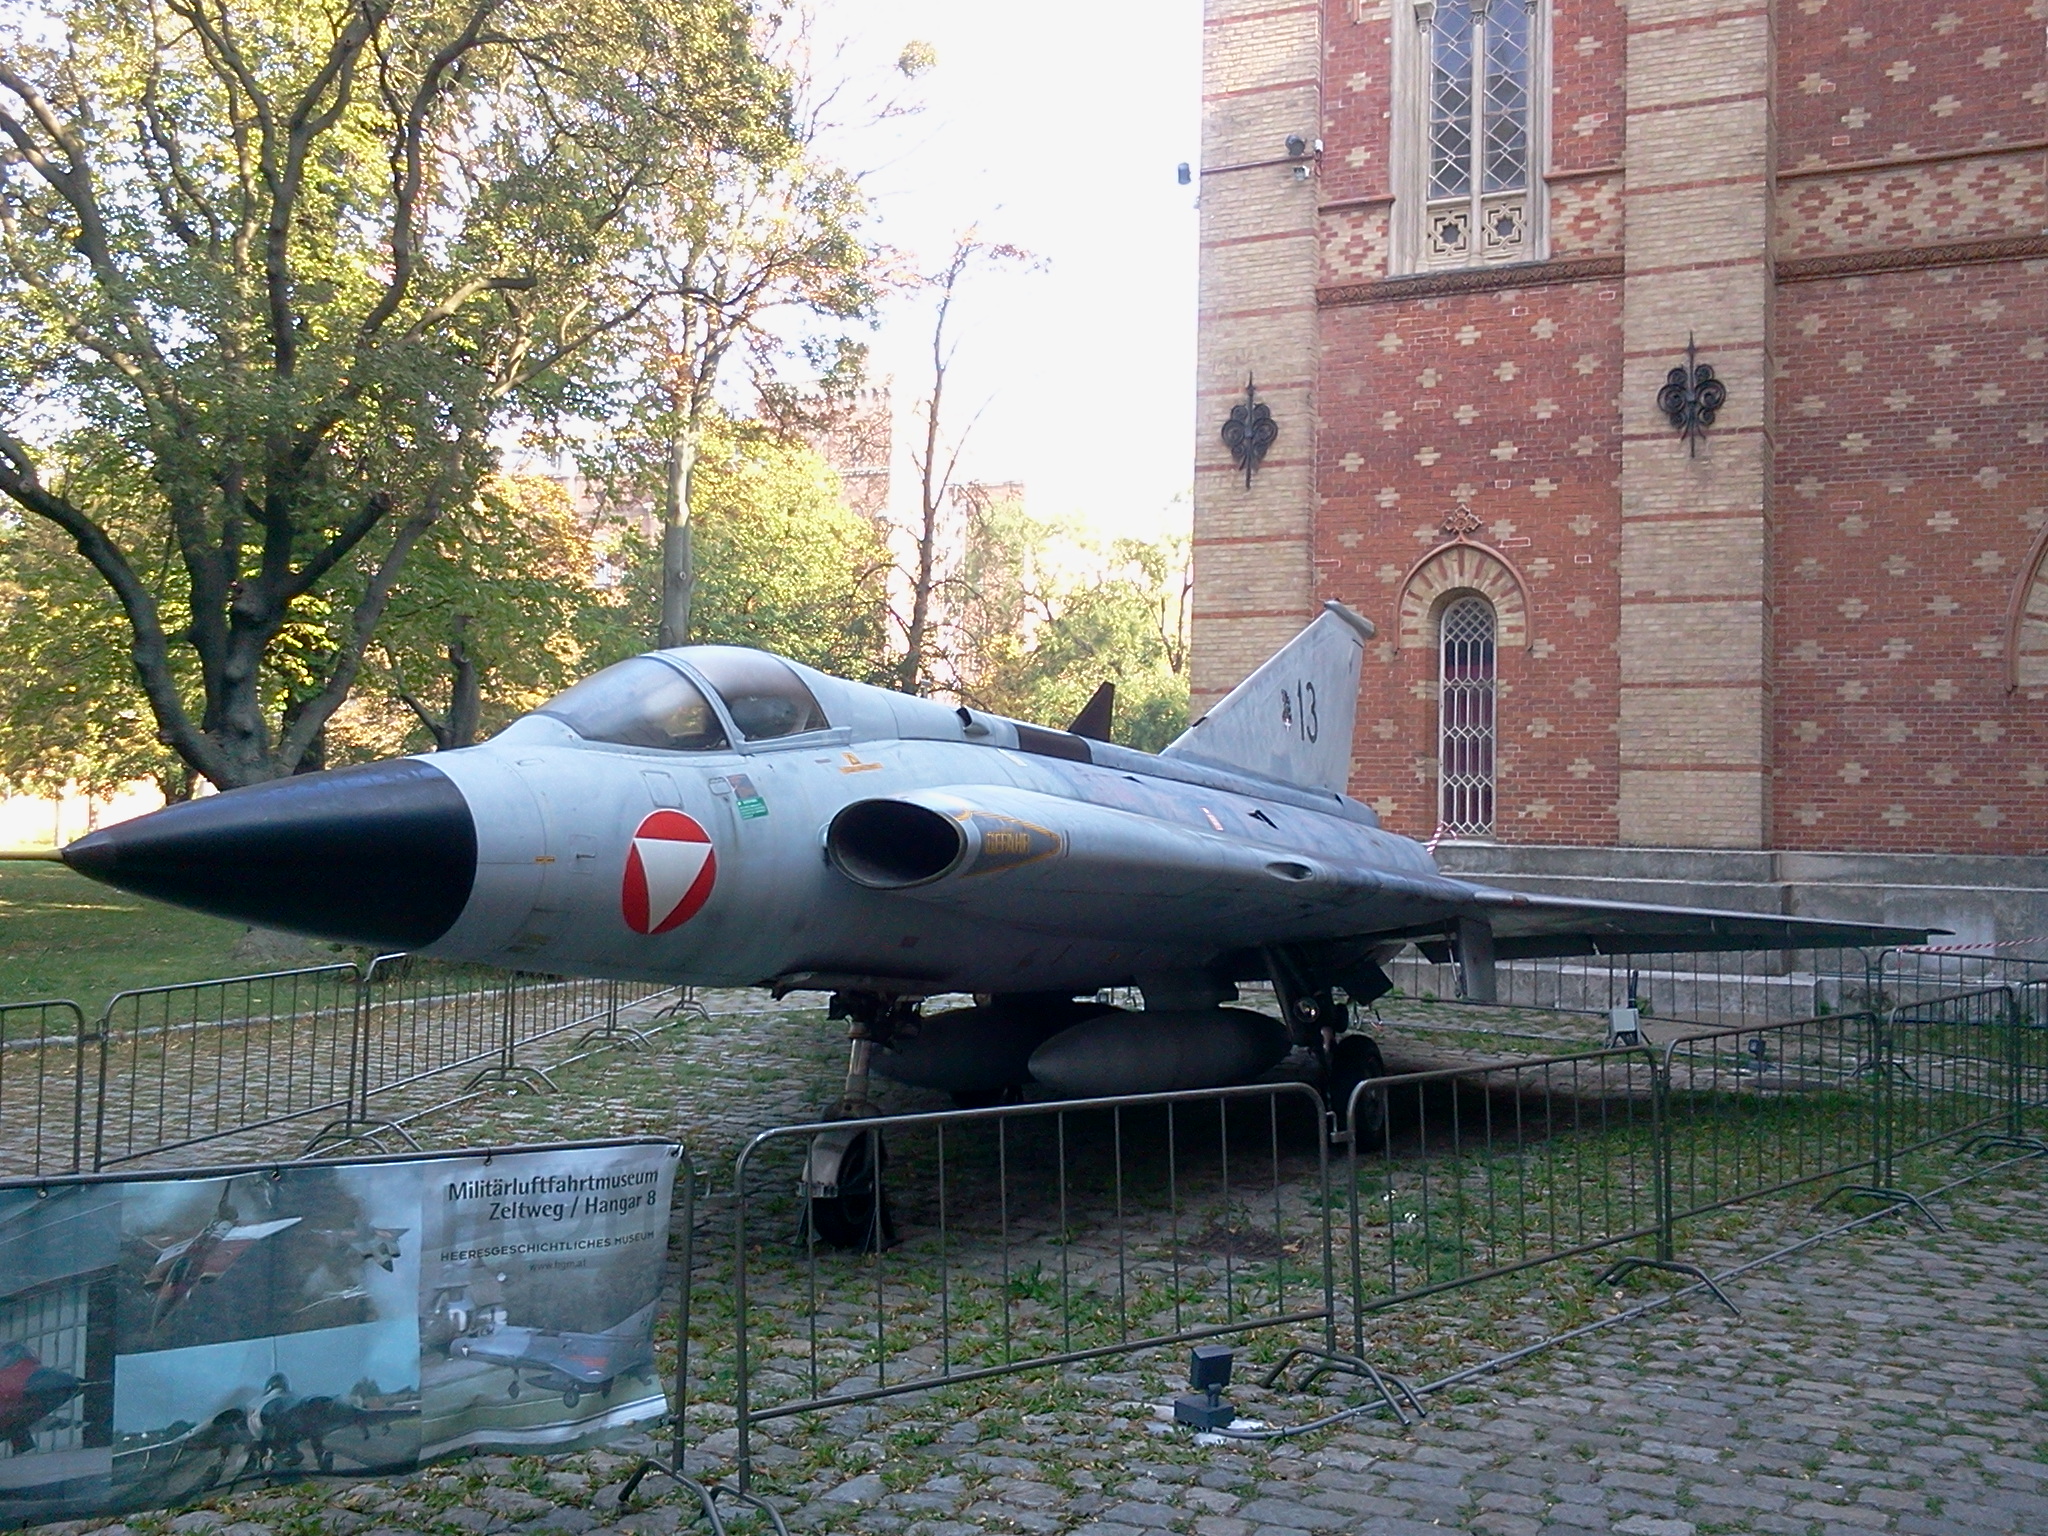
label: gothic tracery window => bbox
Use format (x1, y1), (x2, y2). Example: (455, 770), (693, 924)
(1413, 0), (1538, 270)
(1438, 595), (1497, 837)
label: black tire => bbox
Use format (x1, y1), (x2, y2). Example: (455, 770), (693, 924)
(1330, 1034), (1389, 1148)
(804, 1130), (894, 1251)
(562, 1386), (581, 1408)
(506, 1378), (520, 1400)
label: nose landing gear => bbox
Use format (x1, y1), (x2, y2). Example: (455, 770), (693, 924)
(799, 991), (910, 1251)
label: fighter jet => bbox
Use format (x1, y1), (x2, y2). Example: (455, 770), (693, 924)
(138, 1190), (300, 1330)
(253, 1373), (415, 1473)
(0, 1343), (83, 1455)
(62, 605), (1932, 1233)
(446, 1303), (657, 1408)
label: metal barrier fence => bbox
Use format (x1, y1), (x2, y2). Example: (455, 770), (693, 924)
(1342, 995), (2044, 1348)
(1386, 946), (1883, 1028)
(0, 961), (685, 1177)
(1386, 944), (2048, 1032)
(1345, 1045), (1664, 1331)
(95, 963), (362, 1169)
(0, 1000), (89, 1177)
(714, 1083), (1334, 1489)
(1660, 1011), (1884, 1224)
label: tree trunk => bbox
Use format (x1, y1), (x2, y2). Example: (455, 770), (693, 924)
(659, 423), (698, 649)
(446, 614), (482, 748)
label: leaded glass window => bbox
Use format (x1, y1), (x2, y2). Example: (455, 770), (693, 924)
(1438, 595), (1497, 837)
(1422, 0), (1534, 269)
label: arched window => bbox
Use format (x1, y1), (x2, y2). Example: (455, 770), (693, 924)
(1438, 594), (1497, 837)
(1400, 0), (1542, 271)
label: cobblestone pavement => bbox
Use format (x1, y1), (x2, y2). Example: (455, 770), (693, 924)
(33, 992), (2048, 1536)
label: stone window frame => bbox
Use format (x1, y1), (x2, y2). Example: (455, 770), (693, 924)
(1437, 593), (1500, 838)
(1399, 539), (1529, 839)
(1389, 0), (1551, 276)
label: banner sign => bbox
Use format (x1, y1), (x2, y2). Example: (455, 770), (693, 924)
(0, 1139), (681, 1527)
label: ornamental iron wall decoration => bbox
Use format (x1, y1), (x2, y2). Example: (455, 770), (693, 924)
(1656, 333), (1727, 457)
(1439, 501), (1483, 539)
(1221, 377), (1278, 489)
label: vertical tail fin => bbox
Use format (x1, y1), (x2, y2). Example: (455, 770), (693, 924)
(1160, 602), (1374, 793)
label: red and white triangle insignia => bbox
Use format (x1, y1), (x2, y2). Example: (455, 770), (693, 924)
(621, 810), (717, 935)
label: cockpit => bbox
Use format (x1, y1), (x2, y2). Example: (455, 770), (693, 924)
(530, 649), (830, 752)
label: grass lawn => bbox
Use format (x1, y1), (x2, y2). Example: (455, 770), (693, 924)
(0, 861), (252, 1013)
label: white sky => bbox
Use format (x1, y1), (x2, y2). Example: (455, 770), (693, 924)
(802, 0), (1201, 544)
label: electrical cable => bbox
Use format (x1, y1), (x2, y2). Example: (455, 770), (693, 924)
(1202, 1146), (2045, 1441)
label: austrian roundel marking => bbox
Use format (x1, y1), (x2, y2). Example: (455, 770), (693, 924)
(622, 810), (717, 935)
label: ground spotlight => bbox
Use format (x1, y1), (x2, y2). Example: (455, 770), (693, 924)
(1173, 1344), (1236, 1431)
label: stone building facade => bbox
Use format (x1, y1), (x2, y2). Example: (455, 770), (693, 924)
(1193, 0), (2048, 929)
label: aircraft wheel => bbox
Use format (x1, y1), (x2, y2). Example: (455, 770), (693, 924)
(507, 1378), (521, 1400)
(318, 1450), (334, 1474)
(805, 1129), (894, 1252)
(562, 1386), (581, 1409)
(1330, 1034), (1389, 1149)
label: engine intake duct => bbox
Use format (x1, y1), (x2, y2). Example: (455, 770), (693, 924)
(827, 799), (967, 888)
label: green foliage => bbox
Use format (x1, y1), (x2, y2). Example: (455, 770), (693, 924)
(0, 508), (188, 799)
(947, 504), (1192, 753)
(0, 0), (795, 787)
(611, 416), (894, 680)
(364, 473), (628, 753)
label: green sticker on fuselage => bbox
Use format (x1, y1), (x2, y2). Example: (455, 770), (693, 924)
(728, 772), (769, 820)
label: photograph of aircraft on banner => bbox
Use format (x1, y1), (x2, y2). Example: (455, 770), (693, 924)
(0, 1343), (85, 1456)
(135, 1193), (301, 1333)
(446, 1302), (658, 1410)
(60, 604), (1938, 1242)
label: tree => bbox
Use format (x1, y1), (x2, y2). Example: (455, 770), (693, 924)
(370, 473), (621, 752)
(0, 507), (189, 800)
(0, 0), (790, 789)
(636, 20), (908, 649)
(613, 413), (893, 680)
(945, 505), (1192, 753)
(895, 231), (1033, 695)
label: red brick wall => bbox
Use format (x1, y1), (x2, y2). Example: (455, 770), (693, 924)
(1317, 286), (1626, 843)
(1776, 0), (2045, 172)
(1771, 265), (2048, 854)
(1297, 0), (2046, 853)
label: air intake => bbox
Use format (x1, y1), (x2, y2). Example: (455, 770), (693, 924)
(827, 800), (966, 888)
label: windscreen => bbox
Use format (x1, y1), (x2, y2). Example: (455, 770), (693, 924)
(533, 657), (730, 751)
(685, 649), (831, 741)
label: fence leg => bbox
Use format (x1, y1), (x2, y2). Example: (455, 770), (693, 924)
(463, 972), (558, 1095)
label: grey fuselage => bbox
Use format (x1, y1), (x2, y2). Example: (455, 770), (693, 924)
(420, 652), (1452, 998)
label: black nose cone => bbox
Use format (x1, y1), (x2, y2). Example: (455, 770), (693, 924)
(62, 758), (477, 950)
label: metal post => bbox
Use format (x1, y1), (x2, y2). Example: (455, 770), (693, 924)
(501, 972), (519, 1080)
(69, 1006), (90, 1177)
(1873, 1008), (1894, 1189)
(90, 1001), (113, 1174)
(1652, 1048), (1675, 1263)
(668, 1149), (696, 1479)
(733, 1142), (755, 1493)
(2007, 987), (2026, 1144)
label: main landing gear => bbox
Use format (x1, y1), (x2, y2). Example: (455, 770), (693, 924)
(1269, 959), (1390, 1149)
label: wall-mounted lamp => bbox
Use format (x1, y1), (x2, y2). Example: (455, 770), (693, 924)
(1285, 134), (1308, 158)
